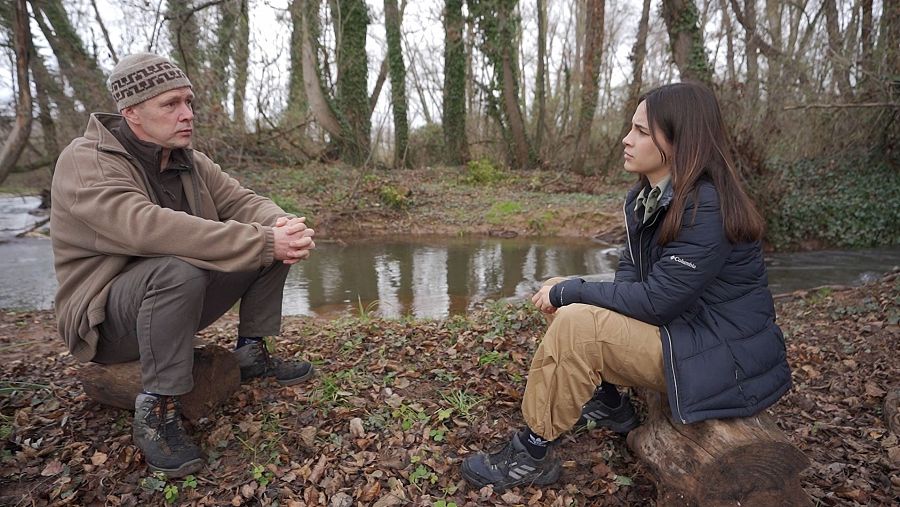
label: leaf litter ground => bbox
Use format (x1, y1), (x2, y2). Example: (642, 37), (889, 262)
(1, 273), (898, 506)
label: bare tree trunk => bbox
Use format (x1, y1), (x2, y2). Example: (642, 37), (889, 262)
(876, 0), (899, 91)
(31, 53), (58, 167)
(30, 50), (79, 143)
(370, 57), (389, 113)
(166, 0), (216, 122)
(30, 0), (113, 113)
(407, 47), (434, 124)
(285, 0), (309, 126)
(718, 0), (735, 83)
(608, 0), (651, 172)
(0, 0), (33, 185)
(232, 0), (250, 131)
(660, 0), (713, 84)
(299, 0), (343, 138)
(443, 0), (468, 165)
(384, 0), (409, 168)
(167, 0), (202, 80)
(534, 0), (547, 158)
(500, 37), (531, 169)
(210, 1), (237, 124)
(743, 0), (759, 99)
(370, 0), (408, 114)
(570, 0), (604, 175)
(571, 0), (583, 130)
(89, 0), (117, 63)
(466, 14), (479, 141)
(489, 0), (533, 169)
(858, 0), (873, 98)
(764, 0), (782, 104)
(823, 0), (852, 98)
(875, 0), (899, 152)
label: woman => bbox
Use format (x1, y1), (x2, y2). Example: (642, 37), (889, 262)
(460, 82), (791, 491)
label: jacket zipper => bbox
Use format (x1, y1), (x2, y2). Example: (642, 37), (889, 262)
(662, 325), (686, 423)
(622, 201), (635, 266)
(625, 202), (687, 424)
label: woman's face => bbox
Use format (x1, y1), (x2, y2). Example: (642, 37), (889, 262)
(622, 100), (672, 184)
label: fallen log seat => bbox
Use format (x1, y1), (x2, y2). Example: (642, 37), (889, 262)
(885, 390), (900, 437)
(77, 345), (240, 423)
(627, 391), (812, 506)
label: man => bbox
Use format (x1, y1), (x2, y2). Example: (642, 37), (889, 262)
(50, 53), (316, 478)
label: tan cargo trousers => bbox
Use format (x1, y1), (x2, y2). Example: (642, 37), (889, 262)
(521, 277), (667, 440)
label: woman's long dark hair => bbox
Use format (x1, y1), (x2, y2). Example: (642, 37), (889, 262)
(641, 82), (764, 244)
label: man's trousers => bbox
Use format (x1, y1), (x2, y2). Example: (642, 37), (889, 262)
(93, 257), (291, 395)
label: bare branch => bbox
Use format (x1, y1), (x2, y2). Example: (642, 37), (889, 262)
(783, 102), (899, 110)
(163, 0), (230, 22)
(90, 0), (117, 63)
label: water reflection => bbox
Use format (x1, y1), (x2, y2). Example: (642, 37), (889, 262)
(2, 226), (899, 316)
(284, 237), (618, 318)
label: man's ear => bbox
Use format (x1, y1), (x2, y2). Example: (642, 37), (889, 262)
(121, 105), (140, 124)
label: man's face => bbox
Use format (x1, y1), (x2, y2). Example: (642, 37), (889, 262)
(122, 87), (194, 149)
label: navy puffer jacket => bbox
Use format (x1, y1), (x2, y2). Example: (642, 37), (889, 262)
(549, 178), (791, 423)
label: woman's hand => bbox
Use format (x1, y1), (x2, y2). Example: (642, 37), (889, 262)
(531, 285), (558, 314)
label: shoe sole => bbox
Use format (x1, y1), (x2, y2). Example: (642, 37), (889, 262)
(460, 458), (561, 493)
(148, 457), (204, 478)
(276, 365), (316, 386)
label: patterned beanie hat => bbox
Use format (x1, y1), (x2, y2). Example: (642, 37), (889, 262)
(107, 53), (192, 110)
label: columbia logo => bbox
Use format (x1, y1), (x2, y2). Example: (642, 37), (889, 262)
(670, 255), (697, 269)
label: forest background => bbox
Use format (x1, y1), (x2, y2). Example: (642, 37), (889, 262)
(0, 0), (898, 247)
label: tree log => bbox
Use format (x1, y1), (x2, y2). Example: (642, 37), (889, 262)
(885, 390), (900, 437)
(627, 391), (812, 506)
(77, 345), (240, 423)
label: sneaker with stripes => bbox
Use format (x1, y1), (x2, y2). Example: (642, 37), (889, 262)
(576, 392), (640, 433)
(460, 432), (561, 492)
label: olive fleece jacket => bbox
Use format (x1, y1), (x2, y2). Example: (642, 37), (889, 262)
(51, 113), (288, 362)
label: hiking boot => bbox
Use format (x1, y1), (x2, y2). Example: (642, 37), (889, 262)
(460, 432), (561, 492)
(133, 394), (204, 478)
(234, 340), (315, 386)
(577, 392), (639, 433)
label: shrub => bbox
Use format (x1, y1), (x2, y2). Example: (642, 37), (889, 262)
(761, 153), (900, 250)
(379, 184), (412, 210)
(463, 158), (506, 185)
(407, 123), (444, 168)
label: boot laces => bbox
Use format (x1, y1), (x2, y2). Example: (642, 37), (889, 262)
(487, 440), (517, 469)
(154, 396), (193, 451)
(258, 341), (273, 367)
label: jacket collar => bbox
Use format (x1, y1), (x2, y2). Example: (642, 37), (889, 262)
(86, 113), (131, 157)
(85, 113), (194, 173)
(625, 179), (675, 217)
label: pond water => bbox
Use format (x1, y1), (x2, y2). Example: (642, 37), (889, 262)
(1, 195), (898, 318)
(0, 195), (44, 242)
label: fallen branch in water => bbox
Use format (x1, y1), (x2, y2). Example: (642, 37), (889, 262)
(15, 217), (49, 238)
